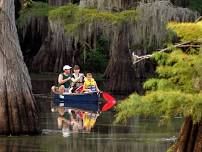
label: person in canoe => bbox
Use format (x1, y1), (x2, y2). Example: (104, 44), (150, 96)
(51, 65), (73, 94)
(71, 65), (85, 93)
(51, 65), (84, 94)
(83, 73), (100, 93)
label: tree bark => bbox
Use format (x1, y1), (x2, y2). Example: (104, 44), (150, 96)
(173, 117), (202, 152)
(104, 24), (136, 94)
(0, 0), (40, 135)
(18, 16), (49, 69)
(30, 22), (75, 72)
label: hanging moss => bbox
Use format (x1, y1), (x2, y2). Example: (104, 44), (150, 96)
(48, 4), (137, 33)
(128, 1), (198, 52)
(79, 0), (136, 11)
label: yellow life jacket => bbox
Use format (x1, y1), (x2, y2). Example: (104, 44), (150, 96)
(84, 78), (96, 91)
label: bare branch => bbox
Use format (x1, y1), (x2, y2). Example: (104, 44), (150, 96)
(195, 16), (202, 22)
(131, 41), (199, 64)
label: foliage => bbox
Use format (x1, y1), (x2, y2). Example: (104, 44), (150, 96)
(17, 1), (53, 27)
(80, 36), (109, 73)
(81, 48), (108, 73)
(48, 4), (137, 33)
(116, 89), (201, 122)
(115, 21), (202, 124)
(167, 21), (202, 42)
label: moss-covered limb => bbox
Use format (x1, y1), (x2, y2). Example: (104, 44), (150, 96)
(16, 1), (53, 27)
(48, 4), (137, 33)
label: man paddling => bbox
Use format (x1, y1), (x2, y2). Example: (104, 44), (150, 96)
(57, 65), (73, 93)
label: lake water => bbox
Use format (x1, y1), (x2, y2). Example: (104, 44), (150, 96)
(0, 75), (183, 152)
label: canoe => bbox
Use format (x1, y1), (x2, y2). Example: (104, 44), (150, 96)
(53, 92), (100, 112)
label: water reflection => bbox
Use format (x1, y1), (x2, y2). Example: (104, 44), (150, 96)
(0, 77), (183, 152)
(0, 129), (174, 152)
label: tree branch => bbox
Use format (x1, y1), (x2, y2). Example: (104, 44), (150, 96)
(195, 16), (202, 22)
(131, 41), (199, 64)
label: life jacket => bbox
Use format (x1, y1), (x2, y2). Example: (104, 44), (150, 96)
(58, 73), (72, 88)
(84, 78), (97, 92)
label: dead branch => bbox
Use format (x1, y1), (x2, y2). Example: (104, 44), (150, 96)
(131, 41), (200, 64)
(177, 45), (200, 48)
(195, 16), (202, 22)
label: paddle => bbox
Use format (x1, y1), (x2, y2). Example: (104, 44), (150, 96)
(101, 92), (116, 112)
(75, 86), (116, 112)
(75, 85), (83, 93)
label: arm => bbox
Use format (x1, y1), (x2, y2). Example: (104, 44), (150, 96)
(58, 74), (71, 85)
(71, 74), (84, 83)
(71, 77), (80, 83)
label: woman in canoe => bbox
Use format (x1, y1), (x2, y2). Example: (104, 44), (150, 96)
(71, 65), (85, 93)
(51, 65), (84, 94)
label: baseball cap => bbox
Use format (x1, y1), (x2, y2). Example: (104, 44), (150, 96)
(63, 65), (72, 70)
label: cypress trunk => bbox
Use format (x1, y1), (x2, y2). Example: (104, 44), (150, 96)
(173, 117), (202, 152)
(104, 24), (136, 94)
(0, 0), (40, 135)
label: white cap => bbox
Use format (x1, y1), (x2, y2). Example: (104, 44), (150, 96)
(63, 65), (72, 70)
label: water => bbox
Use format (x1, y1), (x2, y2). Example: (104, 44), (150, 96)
(0, 75), (183, 152)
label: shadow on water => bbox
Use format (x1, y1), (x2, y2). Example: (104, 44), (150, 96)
(0, 74), (183, 152)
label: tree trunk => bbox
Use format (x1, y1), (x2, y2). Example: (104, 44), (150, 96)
(0, 0), (40, 135)
(30, 22), (76, 72)
(18, 16), (49, 69)
(173, 117), (202, 152)
(104, 24), (136, 94)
